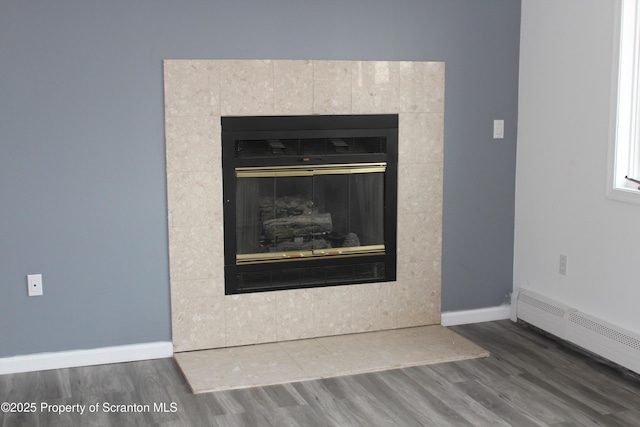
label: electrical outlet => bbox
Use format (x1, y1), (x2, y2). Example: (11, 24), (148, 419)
(559, 255), (568, 276)
(493, 119), (505, 139)
(27, 274), (43, 296)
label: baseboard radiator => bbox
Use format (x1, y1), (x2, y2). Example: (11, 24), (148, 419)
(511, 289), (640, 374)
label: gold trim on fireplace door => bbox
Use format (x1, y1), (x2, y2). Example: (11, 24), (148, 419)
(236, 244), (385, 265)
(235, 162), (386, 178)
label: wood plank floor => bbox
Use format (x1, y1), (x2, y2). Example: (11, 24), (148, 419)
(2, 320), (639, 426)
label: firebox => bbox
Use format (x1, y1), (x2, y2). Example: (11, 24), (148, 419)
(222, 114), (398, 294)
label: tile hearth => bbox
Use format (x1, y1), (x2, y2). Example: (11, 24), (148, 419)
(175, 325), (488, 394)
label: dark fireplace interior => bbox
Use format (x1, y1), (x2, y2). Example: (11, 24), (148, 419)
(222, 114), (398, 294)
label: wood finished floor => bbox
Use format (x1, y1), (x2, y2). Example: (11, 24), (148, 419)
(2, 320), (639, 426)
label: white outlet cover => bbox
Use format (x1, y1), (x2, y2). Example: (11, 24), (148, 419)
(27, 274), (43, 296)
(559, 255), (568, 276)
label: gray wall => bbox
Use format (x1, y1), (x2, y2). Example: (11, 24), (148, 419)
(0, 0), (520, 357)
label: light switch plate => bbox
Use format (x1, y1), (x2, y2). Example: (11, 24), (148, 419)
(493, 119), (504, 139)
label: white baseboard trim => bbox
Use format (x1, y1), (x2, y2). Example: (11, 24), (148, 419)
(441, 305), (511, 326)
(0, 341), (173, 375)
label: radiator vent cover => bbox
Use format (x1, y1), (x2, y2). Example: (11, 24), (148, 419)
(567, 311), (640, 374)
(519, 292), (566, 318)
(513, 289), (640, 375)
(514, 290), (574, 339)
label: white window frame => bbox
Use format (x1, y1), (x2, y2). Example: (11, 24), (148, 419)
(608, 0), (640, 204)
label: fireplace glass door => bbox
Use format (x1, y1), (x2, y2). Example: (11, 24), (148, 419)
(222, 114), (397, 294)
(236, 164), (385, 263)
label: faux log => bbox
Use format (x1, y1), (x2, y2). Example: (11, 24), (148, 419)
(268, 239), (332, 252)
(263, 213), (333, 240)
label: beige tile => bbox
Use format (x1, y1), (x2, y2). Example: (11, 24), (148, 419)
(175, 325), (488, 393)
(313, 60), (353, 114)
(165, 116), (220, 173)
(225, 293), (277, 347)
(278, 338), (329, 359)
(314, 331), (399, 373)
(319, 331), (413, 369)
(276, 289), (316, 341)
(167, 170), (221, 227)
(398, 113), (444, 165)
(397, 259), (440, 284)
(274, 60), (314, 115)
(168, 225), (218, 281)
(355, 328), (415, 350)
(174, 346), (237, 368)
(383, 345), (443, 365)
(171, 278), (223, 302)
(326, 348), (394, 374)
(187, 367), (248, 392)
(164, 60), (220, 117)
(313, 286), (353, 337)
(402, 325), (457, 345)
(352, 61), (400, 113)
(396, 211), (441, 265)
(240, 357), (307, 387)
(397, 163), (443, 215)
(174, 350), (247, 392)
(216, 342), (289, 365)
(220, 60), (274, 116)
(171, 293), (225, 352)
(399, 61), (445, 113)
(293, 352), (351, 378)
(314, 331), (367, 352)
(397, 280), (441, 328)
(350, 282), (397, 333)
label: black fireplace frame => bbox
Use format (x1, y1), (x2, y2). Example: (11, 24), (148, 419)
(222, 114), (398, 295)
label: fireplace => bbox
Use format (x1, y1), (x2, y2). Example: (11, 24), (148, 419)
(165, 59), (444, 351)
(223, 114), (398, 294)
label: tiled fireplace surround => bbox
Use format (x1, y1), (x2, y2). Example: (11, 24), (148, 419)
(164, 60), (444, 353)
